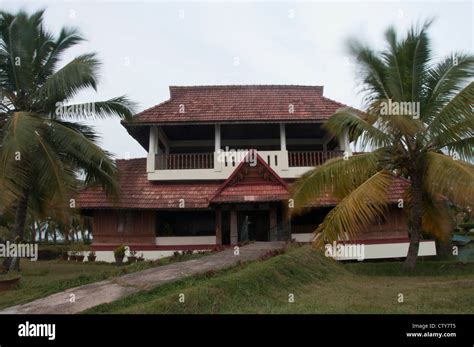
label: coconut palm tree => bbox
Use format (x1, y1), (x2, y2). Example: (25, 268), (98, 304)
(0, 10), (136, 269)
(291, 20), (473, 269)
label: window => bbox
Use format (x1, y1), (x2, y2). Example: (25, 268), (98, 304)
(156, 211), (215, 236)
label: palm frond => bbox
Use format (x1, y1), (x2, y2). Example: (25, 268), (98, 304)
(312, 170), (393, 248)
(34, 53), (100, 104)
(421, 191), (452, 242)
(423, 54), (474, 122)
(323, 108), (392, 150)
(424, 152), (474, 207)
(291, 152), (380, 215)
(46, 119), (120, 197)
(54, 96), (137, 121)
(36, 27), (85, 84)
(347, 38), (390, 102)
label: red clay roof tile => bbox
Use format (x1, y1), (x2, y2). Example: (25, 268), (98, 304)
(126, 85), (348, 124)
(77, 158), (410, 209)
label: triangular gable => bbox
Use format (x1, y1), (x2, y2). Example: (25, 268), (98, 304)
(210, 150), (289, 203)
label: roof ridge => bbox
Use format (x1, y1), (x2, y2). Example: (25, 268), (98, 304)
(169, 84), (324, 89)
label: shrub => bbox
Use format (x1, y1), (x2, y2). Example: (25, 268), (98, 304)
(459, 223), (474, 232)
(37, 245), (70, 260)
(69, 243), (90, 252)
(113, 245), (127, 257)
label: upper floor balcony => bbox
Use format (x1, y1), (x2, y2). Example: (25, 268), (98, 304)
(146, 123), (351, 180)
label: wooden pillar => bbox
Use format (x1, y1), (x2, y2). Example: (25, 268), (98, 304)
(269, 205), (278, 241)
(279, 123), (286, 151)
(339, 129), (352, 156)
(230, 208), (238, 245)
(215, 207), (222, 245)
(215, 124), (221, 152)
(147, 126), (157, 173)
(214, 124), (222, 172)
(280, 123), (289, 171)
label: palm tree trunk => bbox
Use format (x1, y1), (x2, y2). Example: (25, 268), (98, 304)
(404, 174), (423, 270)
(13, 192), (29, 240)
(38, 224), (42, 244)
(30, 223), (35, 243)
(3, 191), (29, 271)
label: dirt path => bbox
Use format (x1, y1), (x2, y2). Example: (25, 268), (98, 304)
(0, 242), (284, 314)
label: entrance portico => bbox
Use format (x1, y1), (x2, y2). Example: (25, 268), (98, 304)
(214, 203), (280, 245)
(211, 151), (289, 245)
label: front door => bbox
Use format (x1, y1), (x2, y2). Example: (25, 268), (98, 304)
(238, 210), (270, 242)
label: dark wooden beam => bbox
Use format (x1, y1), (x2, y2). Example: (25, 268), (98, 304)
(215, 207), (222, 245)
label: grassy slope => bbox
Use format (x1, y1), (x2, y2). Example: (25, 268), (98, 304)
(87, 245), (474, 314)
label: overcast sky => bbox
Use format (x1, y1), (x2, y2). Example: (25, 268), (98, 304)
(2, 0), (472, 158)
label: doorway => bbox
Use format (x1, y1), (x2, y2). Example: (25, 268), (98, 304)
(237, 210), (269, 242)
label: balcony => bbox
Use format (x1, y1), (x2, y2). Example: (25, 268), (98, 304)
(288, 150), (343, 167)
(146, 123), (350, 181)
(156, 153), (214, 170)
(148, 150), (343, 180)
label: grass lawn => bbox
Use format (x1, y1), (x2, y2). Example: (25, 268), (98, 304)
(87, 245), (474, 314)
(0, 252), (206, 310)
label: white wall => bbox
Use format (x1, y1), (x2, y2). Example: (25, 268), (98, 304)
(156, 236), (216, 246)
(94, 250), (176, 263)
(291, 234), (437, 260)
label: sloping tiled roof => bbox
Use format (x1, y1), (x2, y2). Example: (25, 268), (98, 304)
(77, 158), (221, 209)
(127, 85), (348, 124)
(305, 175), (411, 207)
(210, 151), (289, 203)
(77, 158), (411, 210)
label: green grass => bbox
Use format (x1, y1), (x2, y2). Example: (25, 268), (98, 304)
(0, 252), (206, 310)
(87, 245), (474, 314)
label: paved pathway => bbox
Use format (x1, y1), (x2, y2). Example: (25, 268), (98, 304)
(0, 242), (284, 314)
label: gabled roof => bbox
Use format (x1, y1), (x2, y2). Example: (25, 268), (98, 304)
(126, 85), (348, 125)
(210, 151), (289, 203)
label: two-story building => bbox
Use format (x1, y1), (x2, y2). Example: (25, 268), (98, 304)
(77, 85), (436, 261)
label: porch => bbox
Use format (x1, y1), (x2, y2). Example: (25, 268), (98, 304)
(154, 203), (289, 247)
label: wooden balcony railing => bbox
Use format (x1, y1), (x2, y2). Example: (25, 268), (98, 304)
(156, 153), (214, 170)
(288, 150), (343, 167)
(155, 150), (343, 170)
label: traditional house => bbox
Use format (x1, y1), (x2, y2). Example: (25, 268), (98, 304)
(77, 85), (436, 261)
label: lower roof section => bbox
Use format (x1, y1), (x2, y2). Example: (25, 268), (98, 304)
(76, 158), (410, 210)
(77, 158), (220, 209)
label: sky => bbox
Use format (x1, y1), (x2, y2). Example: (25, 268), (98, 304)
(1, 0), (473, 158)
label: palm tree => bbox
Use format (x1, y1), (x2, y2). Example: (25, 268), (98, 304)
(291, 20), (473, 269)
(0, 10), (136, 269)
